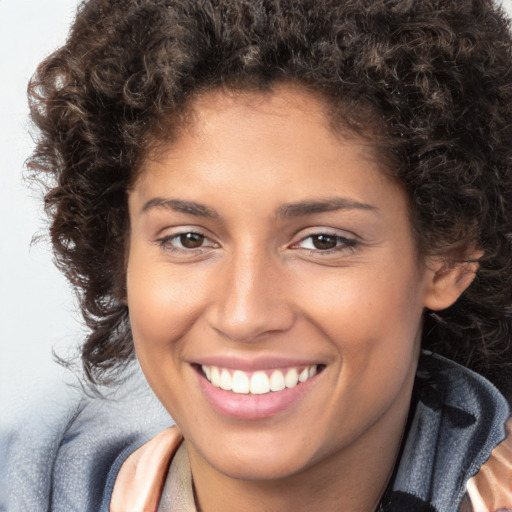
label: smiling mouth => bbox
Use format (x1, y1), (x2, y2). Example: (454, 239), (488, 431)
(199, 364), (323, 395)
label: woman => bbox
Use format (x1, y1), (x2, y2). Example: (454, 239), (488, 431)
(21, 0), (512, 510)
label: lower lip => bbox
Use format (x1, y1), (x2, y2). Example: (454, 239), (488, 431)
(196, 370), (318, 420)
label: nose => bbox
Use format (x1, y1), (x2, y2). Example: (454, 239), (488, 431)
(206, 248), (295, 343)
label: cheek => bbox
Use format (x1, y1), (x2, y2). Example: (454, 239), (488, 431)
(297, 261), (426, 372)
(126, 248), (210, 351)
(307, 266), (423, 330)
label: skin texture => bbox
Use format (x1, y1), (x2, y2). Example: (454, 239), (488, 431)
(126, 86), (477, 512)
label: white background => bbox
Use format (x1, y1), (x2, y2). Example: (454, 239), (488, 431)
(1, 0), (512, 426)
(0, 0), (83, 424)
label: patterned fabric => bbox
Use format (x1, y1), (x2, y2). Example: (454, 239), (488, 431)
(381, 353), (510, 511)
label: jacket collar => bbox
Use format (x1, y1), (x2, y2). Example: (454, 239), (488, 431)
(381, 351), (510, 512)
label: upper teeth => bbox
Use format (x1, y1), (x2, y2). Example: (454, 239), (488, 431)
(202, 365), (318, 395)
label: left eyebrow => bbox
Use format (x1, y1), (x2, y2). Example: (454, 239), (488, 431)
(275, 197), (378, 218)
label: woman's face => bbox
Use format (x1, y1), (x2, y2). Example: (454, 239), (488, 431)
(126, 86), (437, 482)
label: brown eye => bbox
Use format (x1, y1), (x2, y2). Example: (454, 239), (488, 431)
(311, 234), (338, 250)
(294, 232), (357, 253)
(180, 232), (205, 248)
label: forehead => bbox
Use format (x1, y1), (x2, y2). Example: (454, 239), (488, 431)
(130, 85), (411, 234)
(188, 84), (332, 131)
(139, 84), (388, 188)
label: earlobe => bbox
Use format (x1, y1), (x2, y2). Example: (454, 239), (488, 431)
(423, 257), (480, 311)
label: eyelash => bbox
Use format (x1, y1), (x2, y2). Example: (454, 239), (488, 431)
(156, 231), (216, 253)
(293, 233), (358, 254)
(156, 230), (358, 255)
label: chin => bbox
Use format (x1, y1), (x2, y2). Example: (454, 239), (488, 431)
(191, 428), (321, 482)
(210, 452), (310, 482)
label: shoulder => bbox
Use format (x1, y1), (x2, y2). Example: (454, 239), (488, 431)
(0, 373), (172, 512)
(386, 352), (511, 512)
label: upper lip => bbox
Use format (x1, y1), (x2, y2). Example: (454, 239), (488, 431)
(191, 355), (324, 371)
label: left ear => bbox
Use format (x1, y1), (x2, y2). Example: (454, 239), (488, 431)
(423, 253), (481, 311)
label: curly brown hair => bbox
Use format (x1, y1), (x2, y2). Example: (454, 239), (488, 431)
(27, 0), (512, 394)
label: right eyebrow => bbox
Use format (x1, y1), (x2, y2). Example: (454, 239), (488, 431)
(140, 198), (220, 219)
(275, 197), (378, 218)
